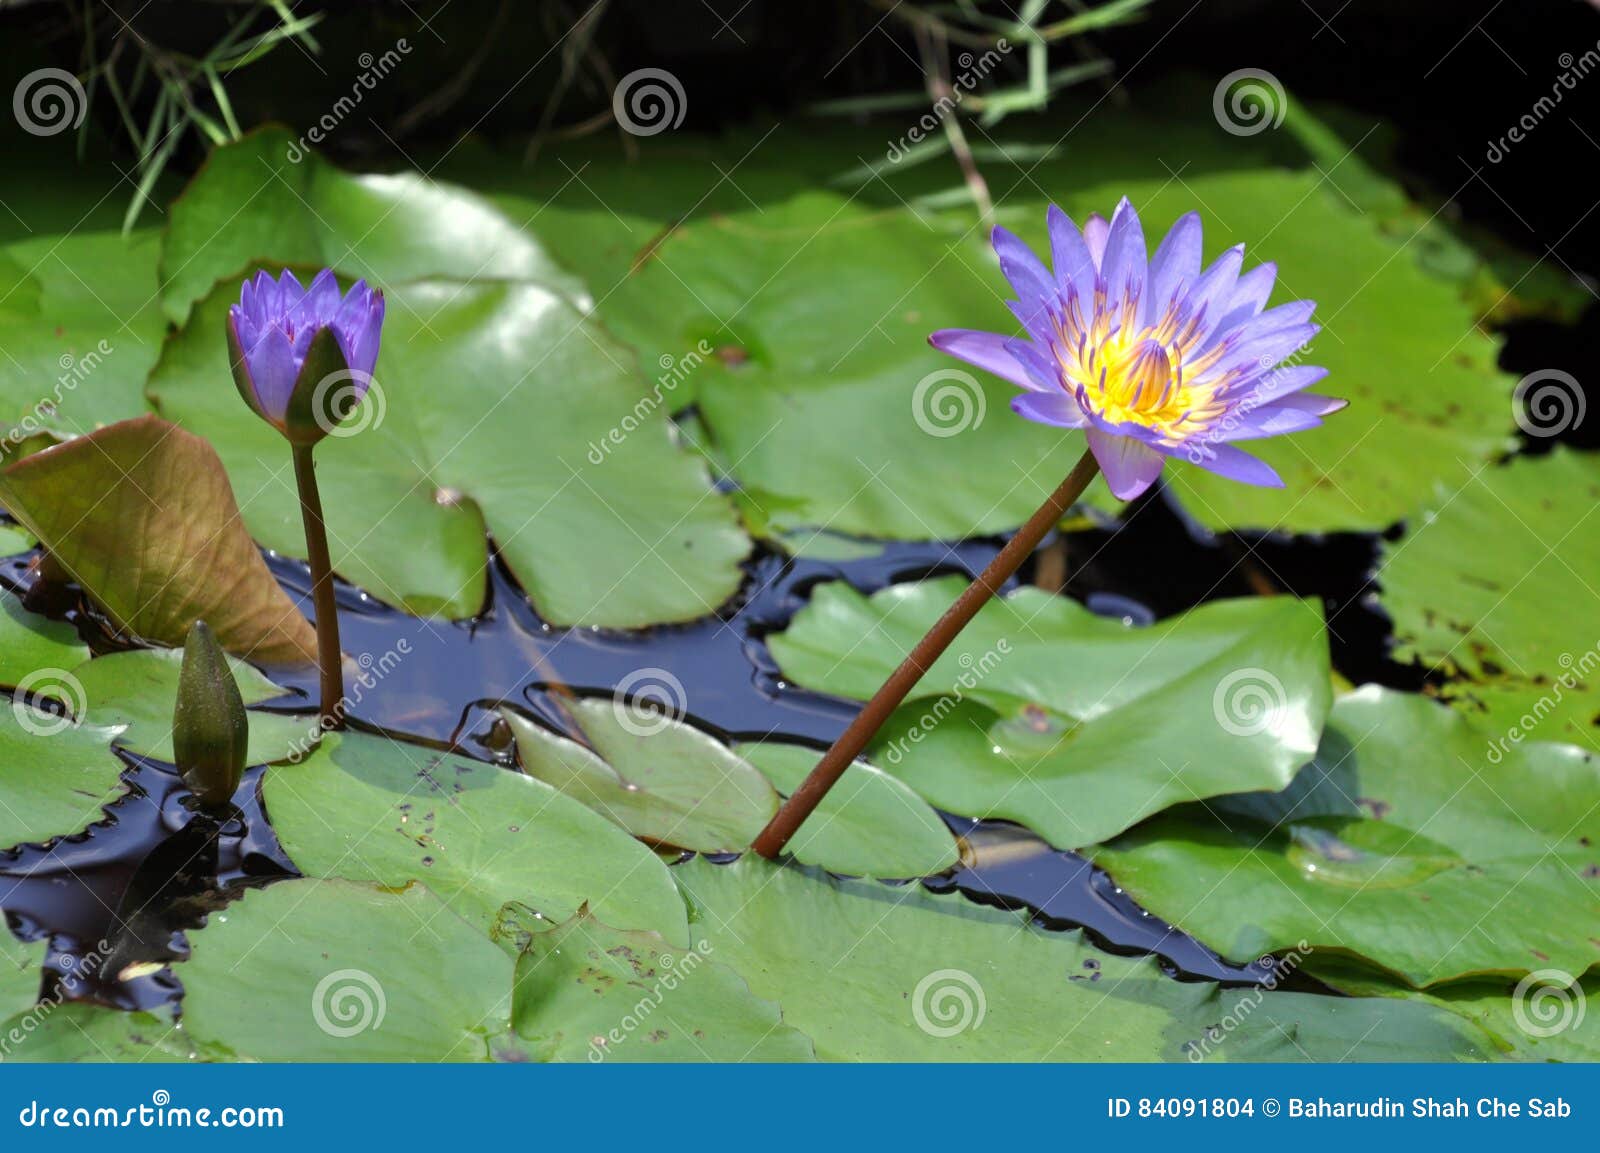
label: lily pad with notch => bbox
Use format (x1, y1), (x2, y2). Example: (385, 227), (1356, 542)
(769, 577), (1332, 848)
(1090, 687), (1600, 986)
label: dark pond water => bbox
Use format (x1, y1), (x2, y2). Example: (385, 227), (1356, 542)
(2, 470), (1422, 1011)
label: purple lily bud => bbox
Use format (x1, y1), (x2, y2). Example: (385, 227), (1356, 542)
(226, 268), (385, 444)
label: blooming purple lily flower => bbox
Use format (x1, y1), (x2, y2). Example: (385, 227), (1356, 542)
(226, 268), (385, 442)
(930, 199), (1344, 500)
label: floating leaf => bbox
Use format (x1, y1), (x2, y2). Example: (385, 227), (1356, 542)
(739, 741), (959, 877)
(502, 906), (814, 1062)
(0, 1004), (193, 1063)
(0, 705), (127, 851)
(770, 578), (1331, 847)
(672, 858), (1494, 1061)
(64, 647), (310, 767)
(1091, 687), (1600, 986)
(0, 231), (166, 446)
(1381, 449), (1600, 746)
(0, 415), (317, 665)
(262, 729), (689, 942)
(160, 127), (585, 324)
(181, 879), (512, 1061)
(149, 278), (749, 626)
(1307, 956), (1600, 1064)
(1, 931), (44, 1022)
(0, 587), (87, 691)
(503, 700), (777, 853)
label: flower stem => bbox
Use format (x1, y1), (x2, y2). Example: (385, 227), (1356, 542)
(751, 449), (1100, 860)
(291, 443), (344, 730)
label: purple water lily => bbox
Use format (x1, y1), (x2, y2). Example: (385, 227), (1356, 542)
(226, 268), (384, 440)
(930, 199), (1343, 500)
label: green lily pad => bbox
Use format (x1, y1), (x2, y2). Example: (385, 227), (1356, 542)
(672, 858), (1494, 1061)
(769, 577), (1331, 848)
(1308, 956), (1599, 1064)
(1381, 449), (1600, 746)
(1, 231), (166, 447)
(502, 906), (815, 1062)
(1, 931), (44, 1022)
(502, 700), (777, 853)
(0, 586), (87, 691)
(0, 705), (128, 851)
(180, 879), (512, 1061)
(0, 523), (32, 555)
(261, 729), (689, 943)
(148, 277), (749, 626)
(598, 166), (1511, 538)
(610, 193), (1089, 539)
(0, 1004), (194, 1063)
(738, 740), (960, 877)
(65, 647), (311, 766)
(1091, 687), (1600, 986)
(0, 415), (318, 665)
(160, 127), (585, 325)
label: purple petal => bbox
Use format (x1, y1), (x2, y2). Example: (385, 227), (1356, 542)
(1227, 261), (1276, 317)
(243, 326), (299, 422)
(295, 268), (341, 328)
(1211, 323), (1319, 381)
(1082, 214), (1110, 271)
(1189, 443), (1283, 488)
(1267, 392), (1346, 417)
(1212, 404), (1326, 442)
(929, 329), (1043, 392)
(1098, 199), (1146, 302)
(1006, 298), (1055, 345)
(991, 226), (1056, 316)
(1182, 245), (1244, 338)
(1047, 205), (1097, 297)
(276, 270), (305, 311)
(343, 293), (385, 382)
(1011, 390), (1087, 429)
(1146, 212), (1202, 319)
(1087, 426), (1164, 500)
(1236, 364), (1329, 406)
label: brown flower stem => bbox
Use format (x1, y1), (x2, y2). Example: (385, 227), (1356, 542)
(751, 449), (1101, 860)
(291, 443), (344, 730)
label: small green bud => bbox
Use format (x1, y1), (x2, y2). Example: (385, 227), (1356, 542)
(173, 620), (248, 809)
